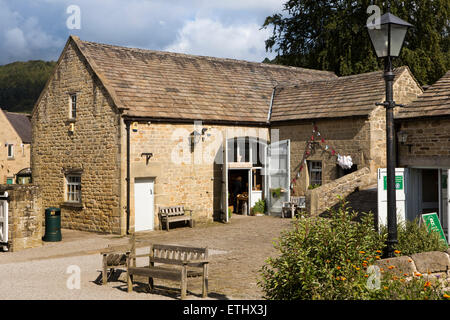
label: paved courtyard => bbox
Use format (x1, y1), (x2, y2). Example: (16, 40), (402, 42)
(0, 215), (293, 300)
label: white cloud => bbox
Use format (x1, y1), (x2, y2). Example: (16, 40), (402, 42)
(0, 0), (64, 64)
(165, 17), (275, 62)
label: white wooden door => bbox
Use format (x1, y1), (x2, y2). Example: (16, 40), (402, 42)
(266, 139), (290, 215)
(0, 192), (8, 245)
(134, 178), (154, 231)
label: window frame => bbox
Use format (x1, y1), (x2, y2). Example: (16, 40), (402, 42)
(7, 144), (14, 159)
(308, 160), (323, 186)
(69, 93), (77, 119)
(65, 174), (82, 203)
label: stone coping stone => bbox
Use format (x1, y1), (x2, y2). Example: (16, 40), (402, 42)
(411, 251), (450, 274)
(375, 256), (417, 276)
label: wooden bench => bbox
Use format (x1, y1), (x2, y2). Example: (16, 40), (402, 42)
(100, 237), (136, 285)
(282, 196), (306, 218)
(126, 244), (209, 299)
(158, 206), (193, 231)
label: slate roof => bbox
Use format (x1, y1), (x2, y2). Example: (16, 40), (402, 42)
(71, 36), (336, 123)
(2, 110), (32, 143)
(396, 70), (450, 119)
(270, 67), (408, 122)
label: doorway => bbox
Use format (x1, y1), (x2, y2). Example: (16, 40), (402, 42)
(228, 169), (249, 215)
(134, 178), (155, 231)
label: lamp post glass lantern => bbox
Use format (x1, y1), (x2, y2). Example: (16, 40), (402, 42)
(367, 5), (413, 258)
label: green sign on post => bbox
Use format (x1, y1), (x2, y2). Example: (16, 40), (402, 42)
(421, 213), (448, 247)
(383, 175), (403, 190)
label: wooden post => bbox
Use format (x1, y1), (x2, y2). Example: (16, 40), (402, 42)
(166, 218), (170, 232)
(181, 264), (187, 300)
(202, 264), (208, 298)
(126, 252), (133, 293)
(102, 253), (108, 285)
(148, 244), (154, 291)
(130, 233), (136, 267)
(202, 247), (209, 298)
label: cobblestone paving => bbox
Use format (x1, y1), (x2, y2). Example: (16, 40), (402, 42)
(0, 215), (293, 300)
(131, 215), (293, 299)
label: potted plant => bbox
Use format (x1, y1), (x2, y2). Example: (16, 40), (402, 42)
(252, 199), (266, 216)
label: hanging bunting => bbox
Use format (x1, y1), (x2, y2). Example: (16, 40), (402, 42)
(291, 124), (353, 191)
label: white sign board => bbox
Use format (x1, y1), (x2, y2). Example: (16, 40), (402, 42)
(377, 168), (408, 227)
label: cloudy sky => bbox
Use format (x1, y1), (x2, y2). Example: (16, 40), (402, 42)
(0, 0), (285, 65)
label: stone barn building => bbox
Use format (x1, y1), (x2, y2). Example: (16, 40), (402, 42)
(31, 35), (423, 235)
(396, 70), (450, 240)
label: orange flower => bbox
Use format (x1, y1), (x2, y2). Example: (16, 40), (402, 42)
(415, 272), (422, 277)
(336, 266), (341, 270)
(359, 251), (365, 254)
(388, 265), (396, 270)
(376, 250), (382, 254)
(403, 273), (409, 276)
(383, 286), (388, 290)
(443, 294), (450, 299)
(394, 250), (401, 254)
(424, 281), (432, 288)
(364, 274), (369, 278)
(375, 256), (381, 260)
(408, 259), (413, 263)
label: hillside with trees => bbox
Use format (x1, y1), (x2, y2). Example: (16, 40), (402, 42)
(0, 60), (56, 114)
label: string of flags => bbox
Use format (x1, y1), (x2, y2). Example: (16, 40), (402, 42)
(290, 124), (353, 190)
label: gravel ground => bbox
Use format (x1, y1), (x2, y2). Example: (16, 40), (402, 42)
(0, 215), (293, 300)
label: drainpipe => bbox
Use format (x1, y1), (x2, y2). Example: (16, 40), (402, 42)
(125, 120), (131, 235)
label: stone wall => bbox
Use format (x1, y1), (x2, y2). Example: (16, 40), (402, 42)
(31, 40), (122, 234)
(275, 117), (373, 197)
(1, 184), (42, 252)
(126, 122), (269, 231)
(306, 167), (373, 216)
(397, 117), (450, 168)
(0, 111), (31, 184)
(376, 250), (450, 289)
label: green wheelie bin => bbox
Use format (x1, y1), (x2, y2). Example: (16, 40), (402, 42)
(43, 207), (62, 242)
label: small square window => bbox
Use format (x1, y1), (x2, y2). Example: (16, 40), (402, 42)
(69, 94), (77, 119)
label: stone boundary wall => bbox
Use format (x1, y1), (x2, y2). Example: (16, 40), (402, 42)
(0, 184), (42, 252)
(306, 167), (374, 216)
(375, 250), (450, 282)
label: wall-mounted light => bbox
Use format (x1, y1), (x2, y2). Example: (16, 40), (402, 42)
(397, 131), (408, 144)
(69, 123), (75, 133)
(132, 122), (138, 132)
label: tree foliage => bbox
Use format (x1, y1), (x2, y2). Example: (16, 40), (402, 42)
(263, 0), (450, 85)
(0, 60), (56, 113)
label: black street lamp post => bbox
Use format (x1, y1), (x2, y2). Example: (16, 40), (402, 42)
(367, 4), (413, 258)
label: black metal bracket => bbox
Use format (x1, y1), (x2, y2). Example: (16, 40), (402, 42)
(375, 102), (404, 109)
(141, 153), (153, 165)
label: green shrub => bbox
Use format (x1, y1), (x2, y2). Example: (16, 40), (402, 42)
(380, 218), (448, 256)
(259, 199), (450, 300)
(259, 200), (383, 300)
